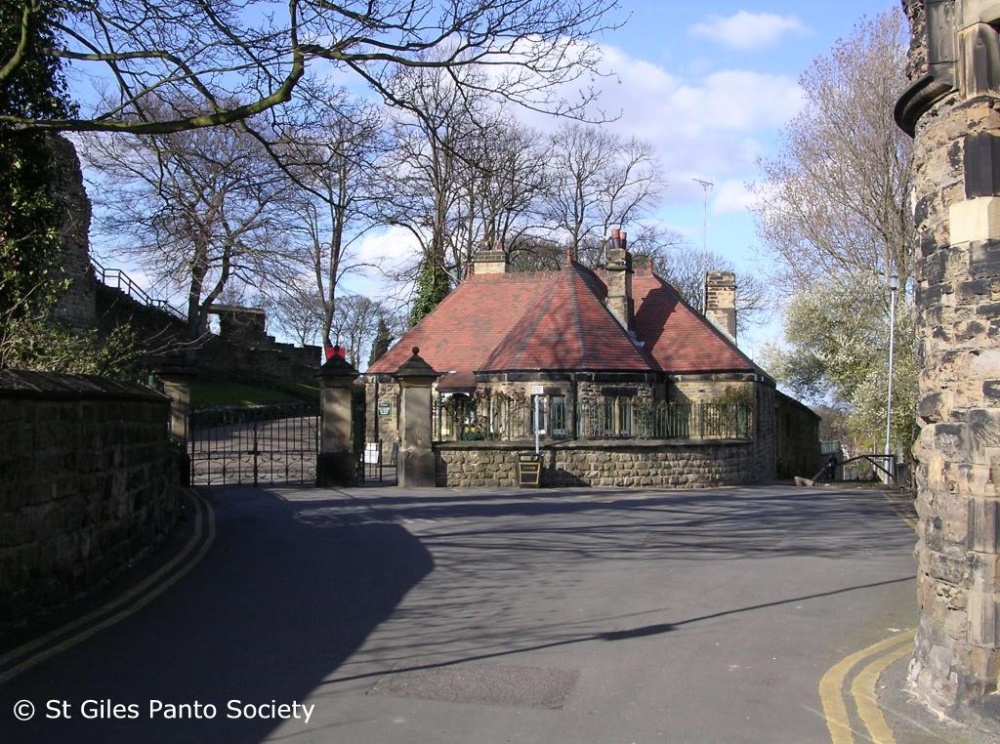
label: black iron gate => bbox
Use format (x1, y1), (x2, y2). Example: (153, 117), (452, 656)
(189, 403), (319, 486)
(352, 386), (395, 484)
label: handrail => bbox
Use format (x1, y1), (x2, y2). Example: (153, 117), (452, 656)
(91, 259), (186, 322)
(814, 453), (897, 484)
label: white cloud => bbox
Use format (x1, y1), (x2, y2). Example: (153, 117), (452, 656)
(713, 180), (757, 214)
(339, 225), (421, 301)
(689, 11), (809, 51)
(582, 45), (804, 204)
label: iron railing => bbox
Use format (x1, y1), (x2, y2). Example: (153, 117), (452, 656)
(436, 397), (753, 443)
(92, 259), (186, 321)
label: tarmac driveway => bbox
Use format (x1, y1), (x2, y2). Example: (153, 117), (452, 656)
(1, 483), (927, 743)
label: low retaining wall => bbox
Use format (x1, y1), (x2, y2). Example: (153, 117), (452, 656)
(435, 439), (755, 488)
(0, 371), (180, 627)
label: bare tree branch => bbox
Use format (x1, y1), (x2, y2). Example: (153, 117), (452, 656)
(5, 0), (621, 134)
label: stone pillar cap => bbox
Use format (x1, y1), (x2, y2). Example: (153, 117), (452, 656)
(318, 345), (360, 379)
(394, 346), (440, 380)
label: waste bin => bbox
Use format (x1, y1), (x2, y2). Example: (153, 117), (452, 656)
(516, 452), (543, 488)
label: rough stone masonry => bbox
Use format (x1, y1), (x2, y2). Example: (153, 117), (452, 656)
(897, 0), (1000, 717)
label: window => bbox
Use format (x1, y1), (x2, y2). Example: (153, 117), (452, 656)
(602, 398), (615, 436)
(551, 396), (567, 436)
(617, 397), (633, 437)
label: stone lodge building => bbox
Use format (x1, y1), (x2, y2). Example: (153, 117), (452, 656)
(367, 234), (820, 487)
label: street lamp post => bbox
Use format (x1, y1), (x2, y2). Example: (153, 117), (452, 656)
(884, 273), (898, 484)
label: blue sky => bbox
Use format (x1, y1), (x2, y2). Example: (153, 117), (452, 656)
(597, 0), (902, 355)
(86, 1), (902, 355)
(345, 0), (903, 358)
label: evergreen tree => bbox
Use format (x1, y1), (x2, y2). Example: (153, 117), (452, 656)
(1, 2), (135, 375)
(1, 1), (76, 322)
(408, 259), (451, 327)
(368, 317), (393, 367)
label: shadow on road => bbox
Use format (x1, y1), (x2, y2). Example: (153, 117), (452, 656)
(306, 485), (916, 692)
(321, 485), (916, 561)
(2, 486), (433, 744)
(3, 484), (915, 744)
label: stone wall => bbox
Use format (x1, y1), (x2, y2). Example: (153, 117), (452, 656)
(0, 371), (180, 628)
(754, 382), (778, 483)
(50, 135), (97, 332)
(899, 0), (1000, 716)
(435, 440), (755, 488)
(94, 282), (187, 345)
(197, 334), (321, 386)
(775, 390), (821, 479)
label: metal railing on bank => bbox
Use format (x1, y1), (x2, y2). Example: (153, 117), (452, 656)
(92, 259), (186, 321)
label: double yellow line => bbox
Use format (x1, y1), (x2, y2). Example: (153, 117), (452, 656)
(819, 629), (915, 744)
(819, 489), (920, 743)
(0, 489), (215, 684)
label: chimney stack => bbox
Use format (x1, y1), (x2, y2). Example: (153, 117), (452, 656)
(472, 243), (508, 275)
(704, 271), (737, 341)
(605, 229), (634, 332)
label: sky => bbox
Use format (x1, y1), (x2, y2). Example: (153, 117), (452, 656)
(341, 0), (903, 359)
(85, 0), (903, 358)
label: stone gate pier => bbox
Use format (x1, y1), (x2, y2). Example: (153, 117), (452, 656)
(897, 0), (1000, 717)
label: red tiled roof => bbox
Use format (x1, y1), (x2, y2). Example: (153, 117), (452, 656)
(366, 271), (547, 389)
(481, 265), (651, 372)
(633, 273), (762, 374)
(368, 260), (764, 386)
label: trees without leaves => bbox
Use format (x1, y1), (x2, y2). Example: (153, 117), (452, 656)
(379, 63), (552, 321)
(330, 294), (394, 369)
(655, 247), (766, 335)
(84, 103), (291, 337)
(2, 0), (621, 134)
(276, 93), (388, 355)
(544, 122), (664, 266)
(751, 9), (914, 290)
(380, 63), (481, 285)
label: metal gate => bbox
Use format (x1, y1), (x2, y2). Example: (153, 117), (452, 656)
(353, 389), (395, 484)
(189, 403), (319, 486)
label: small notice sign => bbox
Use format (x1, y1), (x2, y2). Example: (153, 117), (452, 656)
(377, 402), (391, 417)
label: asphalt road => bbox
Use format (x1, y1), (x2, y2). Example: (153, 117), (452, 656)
(0, 483), (939, 743)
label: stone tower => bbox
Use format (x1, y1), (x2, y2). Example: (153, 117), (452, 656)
(896, 0), (1000, 716)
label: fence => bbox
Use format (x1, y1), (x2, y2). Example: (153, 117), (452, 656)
(92, 258), (186, 321)
(189, 402), (319, 486)
(436, 396), (753, 443)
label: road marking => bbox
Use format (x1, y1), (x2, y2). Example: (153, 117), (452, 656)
(819, 630), (914, 744)
(851, 640), (915, 743)
(817, 491), (920, 743)
(0, 489), (215, 684)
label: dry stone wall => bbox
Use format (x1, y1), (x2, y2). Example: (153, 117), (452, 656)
(0, 371), (180, 628)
